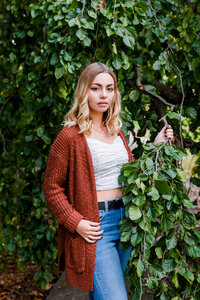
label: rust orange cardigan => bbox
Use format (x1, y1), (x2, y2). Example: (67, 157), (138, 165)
(43, 126), (134, 291)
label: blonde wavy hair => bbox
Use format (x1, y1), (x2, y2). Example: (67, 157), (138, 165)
(63, 62), (122, 135)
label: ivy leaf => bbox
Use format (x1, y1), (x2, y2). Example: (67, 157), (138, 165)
(129, 205), (142, 220)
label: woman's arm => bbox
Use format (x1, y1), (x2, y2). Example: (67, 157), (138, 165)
(43, 129), (83, 233)
(43, 128), (103, 242)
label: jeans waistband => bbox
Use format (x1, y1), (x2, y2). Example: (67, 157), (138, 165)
(98, 196), (124, 210)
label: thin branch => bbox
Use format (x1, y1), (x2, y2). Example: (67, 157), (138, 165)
(136, 67), (175, 110)
(0, 130), (9, 156)
(0, 94), (13, 117)
(155, 140), (168, 171)
(147, 0), (185, 149)
(92, 15), (99, 61)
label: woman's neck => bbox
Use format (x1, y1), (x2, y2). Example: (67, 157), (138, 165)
(90, 112), (104, 129)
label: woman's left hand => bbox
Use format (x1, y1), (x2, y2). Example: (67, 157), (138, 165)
(154, 125), (174, 144)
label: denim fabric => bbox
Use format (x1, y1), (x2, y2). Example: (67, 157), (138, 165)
(89, 197), (131, 300)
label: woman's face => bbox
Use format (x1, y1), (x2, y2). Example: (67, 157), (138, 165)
(87, 73), (115, 115)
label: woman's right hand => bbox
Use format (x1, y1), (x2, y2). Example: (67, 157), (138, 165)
(76, 219), (104, 243)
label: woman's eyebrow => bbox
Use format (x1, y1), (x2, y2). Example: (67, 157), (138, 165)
(92, 83), (114, 87)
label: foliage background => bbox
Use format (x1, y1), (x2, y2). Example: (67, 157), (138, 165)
(0, 0), (199, 291)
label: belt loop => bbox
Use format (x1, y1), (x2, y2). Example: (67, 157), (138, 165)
(105, 200), (108, 213)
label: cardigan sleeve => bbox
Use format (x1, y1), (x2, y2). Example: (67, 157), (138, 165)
(43, 128), (83, 233)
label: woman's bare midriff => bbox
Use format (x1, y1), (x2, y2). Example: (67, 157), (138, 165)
(97, 188), (123, 202)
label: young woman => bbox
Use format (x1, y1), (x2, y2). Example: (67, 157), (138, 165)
(43, 62), (173, 300)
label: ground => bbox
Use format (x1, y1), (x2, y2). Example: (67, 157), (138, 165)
(0, 254), (56, 300)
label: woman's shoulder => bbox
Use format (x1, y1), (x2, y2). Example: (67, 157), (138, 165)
(58, 125), (79, 139)
(51, 126), (79, 150)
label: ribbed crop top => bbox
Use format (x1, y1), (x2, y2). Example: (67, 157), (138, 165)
(86, 136), (129, 190)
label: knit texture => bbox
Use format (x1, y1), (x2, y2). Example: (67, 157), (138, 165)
(43, 126), (134, 291)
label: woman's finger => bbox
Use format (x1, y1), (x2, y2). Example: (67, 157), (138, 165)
(88, 221), (101, 226)
(85, 237), (97, 243)
(89, 225), (101, 231)
(87, 234), (103, 240)
(89, 230), (104, 236)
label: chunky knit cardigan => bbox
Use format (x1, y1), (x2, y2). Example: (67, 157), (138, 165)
(43, 126), (134, 291)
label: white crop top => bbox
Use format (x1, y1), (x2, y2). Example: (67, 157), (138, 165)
(86, 136), (129, 190)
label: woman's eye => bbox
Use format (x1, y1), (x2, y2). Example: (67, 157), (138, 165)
(91, 87), (98, 91)
(108, 88), (113, 92)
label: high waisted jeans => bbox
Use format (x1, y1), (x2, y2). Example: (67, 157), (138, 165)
(89, 198), (131, 300)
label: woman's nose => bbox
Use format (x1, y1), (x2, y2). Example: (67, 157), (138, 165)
(100, 89), (107, 98)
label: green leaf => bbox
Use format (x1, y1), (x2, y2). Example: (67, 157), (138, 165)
(177, 169), (187, 182)
(154, 180), (171, 195)
(83, 36), (91, 47)
(112, 56), (122, 70)
(129, 89), (140, 102)
(147, 187), (160, 201)
(166, 234), (177, 250)
(123, 35), (135, 49)
(44, 271), (53, 282)
(120, 231), (131, 242)
(76, 29), (86, 41)
(183, 198), (194, 208)
(37, 127), (44, 137)
(149, 263), (165, 279)
(139, 215), (151, 231)
(155, 247), (162, 259)
(42, 135), (51, 145)
(184, 233), (196, 245)
(162, 259), (175, 273)
(131, 232), (142, 246)
(153, 60), (162, 70)
(186, 245), (200, 258)
(184, 107), (197, 119)
(137, 258), (144, 277)
(88, 10), (97, 19)
(167, 112), (181, 120)
(55, 67), (65, 79)
(129, 205), (142, 220)
(172, 272), (179, 288)
(134, 195), (146, 206)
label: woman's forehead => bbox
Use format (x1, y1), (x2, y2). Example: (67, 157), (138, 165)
(92, 73), (114, 85)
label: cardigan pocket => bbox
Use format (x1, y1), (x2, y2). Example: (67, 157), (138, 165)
(66, 234), (85, 273)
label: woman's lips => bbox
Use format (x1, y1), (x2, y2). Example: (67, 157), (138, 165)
(98, 102), (108, 107)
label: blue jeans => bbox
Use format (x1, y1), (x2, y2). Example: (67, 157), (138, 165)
(89, 198), (131, 300)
